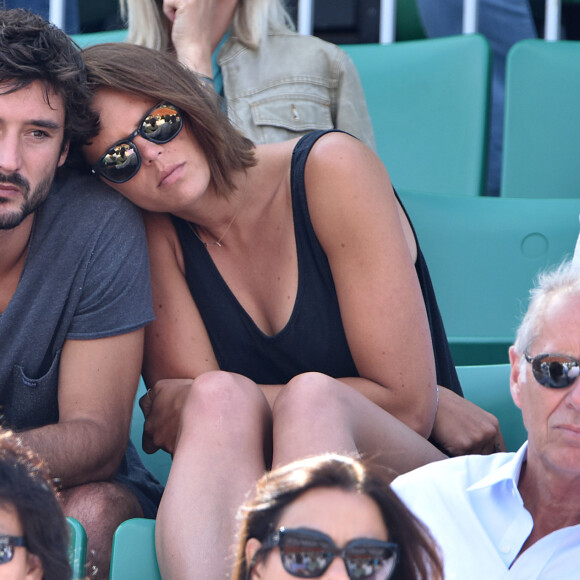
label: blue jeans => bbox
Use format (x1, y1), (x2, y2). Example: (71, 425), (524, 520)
(416, 0), (537, 195)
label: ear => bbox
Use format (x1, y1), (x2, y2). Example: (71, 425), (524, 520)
(245, 538), (264, 579)
(25, 552), (43, 580)
(57, 139), (70, 167)
(509, 346), (523, 409)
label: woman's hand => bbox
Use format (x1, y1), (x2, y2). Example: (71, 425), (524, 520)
(430, 387), (506, 456)
(163, 0), (215, 75)
(140, 378), (194, 455)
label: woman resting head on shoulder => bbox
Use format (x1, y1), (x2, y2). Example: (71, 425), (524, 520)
(0, 429), (71, 580)
(233, 454), (443, 580)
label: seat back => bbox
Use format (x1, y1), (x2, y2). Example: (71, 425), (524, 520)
(70, 29), (128, 48)
(66, 517), (87, 580)
(501, 39), (580, 198)
(456, 364), (527, 452)
(399, 191), (580, 365)
(342, 34), (491, 197)
(130, 378), (172, 486)
(109, 518), (161, 580)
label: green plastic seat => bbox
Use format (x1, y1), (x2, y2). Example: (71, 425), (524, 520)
(131, 378), (172, 486)
(342, 34), (491, 197)
(109, 518), (161, 580)
(67, 517), (87, 580)
(501, 39), (580, 198)
(399, 190), (580, 365)
(70, 29), (128, 48)
(456, 364), (527, 453)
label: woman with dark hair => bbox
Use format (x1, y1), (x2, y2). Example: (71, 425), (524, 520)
(233, 454), (443, 580)
(80, 42), (500, 579)
(0, 430), (71, 580)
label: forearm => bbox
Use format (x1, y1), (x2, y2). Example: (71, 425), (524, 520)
(18, 418), (126, 488)
(338, 376), (437, 438)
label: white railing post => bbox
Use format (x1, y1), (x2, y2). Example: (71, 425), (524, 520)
(379, 0), (397, 44)
(462, 0), (479, 33)
(297, 0), (314, 35)
(544, 0), (562, 41)
(49, 0), (66, 30)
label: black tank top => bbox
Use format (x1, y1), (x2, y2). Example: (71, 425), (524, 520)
(172, 130), (461, 394)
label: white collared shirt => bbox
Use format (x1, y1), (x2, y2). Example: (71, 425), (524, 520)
(391, 443), (580, 579)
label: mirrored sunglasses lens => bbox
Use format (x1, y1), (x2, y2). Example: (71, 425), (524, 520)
(534, 356), (580, 388)
(281, 535), (331, 577)
(0, 541), (14, 565)
(99, 142), (140, 183)
(141, 105), (182, 143)
(345, 545), (397, 580)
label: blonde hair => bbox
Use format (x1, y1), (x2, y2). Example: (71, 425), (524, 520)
(119, 0), (295, 51)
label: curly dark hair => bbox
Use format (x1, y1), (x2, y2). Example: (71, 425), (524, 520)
(0, 8), (98, 158)
(0, 429), (72, 580)
(233, 454), (444, 580)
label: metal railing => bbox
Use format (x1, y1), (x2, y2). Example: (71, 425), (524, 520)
(48, 0), (561, 43)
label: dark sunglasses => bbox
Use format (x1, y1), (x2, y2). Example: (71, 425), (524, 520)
(92, 103), (183, 184)
(525, 353), (580, 389)
(0, 535), (26, 564)
(254, 527), (399, 580)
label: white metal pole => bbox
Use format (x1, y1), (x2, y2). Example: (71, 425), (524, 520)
(380, 0), (396, 44)
(462, 0), (479, 33)
(544, 0), (562, 41)
(49, 0), (66, 30)
(297, 0), (314, 35)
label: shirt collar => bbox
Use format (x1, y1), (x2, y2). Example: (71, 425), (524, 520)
(467, 442), (528, 494)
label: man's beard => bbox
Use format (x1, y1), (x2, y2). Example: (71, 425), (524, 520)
(0, 172), (53, 230)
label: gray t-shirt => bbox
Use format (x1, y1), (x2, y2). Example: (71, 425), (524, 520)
(0, 170), (163, 514)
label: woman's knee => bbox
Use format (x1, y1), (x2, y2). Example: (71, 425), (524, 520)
(180, 371), (269, 434)
(273, 372), (348, 423)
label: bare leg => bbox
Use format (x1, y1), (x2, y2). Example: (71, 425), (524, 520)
(271, 373), (445, 474)
(60, 481), (143, 579)
(155, 371), (271, 580)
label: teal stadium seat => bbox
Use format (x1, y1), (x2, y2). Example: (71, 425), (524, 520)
(399, 191), (580, 365)
(131, 378), (172, 486)
(109, 518), (161, 580)
(70, 29), (128, 48)
(66, 517), (87, 580)
(456, 364), (527, 452)
(501, 39), (580, 198)
(342, 34), (491, 197)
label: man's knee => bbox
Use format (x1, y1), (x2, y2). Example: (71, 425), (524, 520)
(60, 480), (143, 523)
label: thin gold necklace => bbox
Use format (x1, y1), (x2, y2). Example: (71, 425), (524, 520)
(188, 182), (247, 248)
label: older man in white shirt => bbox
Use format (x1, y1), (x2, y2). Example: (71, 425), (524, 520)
(392, 258), (580, 579)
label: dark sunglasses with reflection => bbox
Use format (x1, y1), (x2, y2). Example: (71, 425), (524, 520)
(92, 103), (183, 184)
(525, 353), (580, 389)
(0, 535), (26, 565)
(251, 527), (399, 580)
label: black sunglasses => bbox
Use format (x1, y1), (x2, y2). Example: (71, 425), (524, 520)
(525, 353), (580, 389)
(92, 103), (183, 184)
(254, 527), (399, 580)
(0, 535), (26, 565)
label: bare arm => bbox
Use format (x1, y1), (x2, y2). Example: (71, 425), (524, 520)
(304, 133), (437, 436)
(19, 329), (144, 488)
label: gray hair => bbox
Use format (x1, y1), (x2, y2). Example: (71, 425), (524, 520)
(513, 259), (580, 355)
(119, 0), (294, 52)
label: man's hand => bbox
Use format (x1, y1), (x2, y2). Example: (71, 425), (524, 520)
(140, 378), (193, 455)
(431, 387), (507, 456)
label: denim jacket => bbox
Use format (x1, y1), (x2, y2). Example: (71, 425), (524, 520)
(218, 31), (376, 150)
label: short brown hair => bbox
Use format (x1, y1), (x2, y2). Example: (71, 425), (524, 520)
(82, 42), (256, 195)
